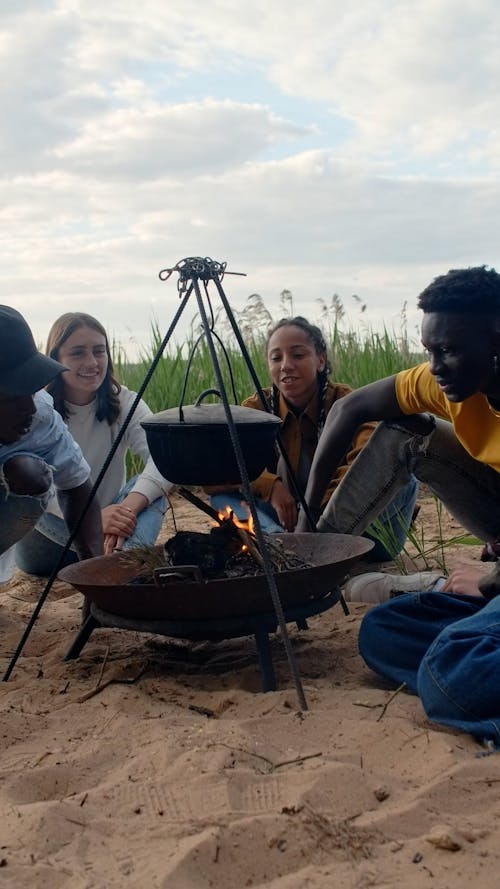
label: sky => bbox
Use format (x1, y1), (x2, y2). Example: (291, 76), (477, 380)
(2, 0), (500, 358)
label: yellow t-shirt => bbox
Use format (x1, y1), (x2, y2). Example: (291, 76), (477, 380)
(395, 363), (500, 472)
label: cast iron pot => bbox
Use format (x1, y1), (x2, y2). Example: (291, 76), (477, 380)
(141, 389), (282, 485)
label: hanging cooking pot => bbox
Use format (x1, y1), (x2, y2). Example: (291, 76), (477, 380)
(142, 388), (282, 485)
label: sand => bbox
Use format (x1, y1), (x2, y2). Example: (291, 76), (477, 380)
(0, 491), (499, 888)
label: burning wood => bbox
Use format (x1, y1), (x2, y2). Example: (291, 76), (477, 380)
(120, 506), (312, 584)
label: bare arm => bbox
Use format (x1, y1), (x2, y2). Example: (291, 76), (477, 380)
(301, 376), (404, 525)
(57, 479), (104, 561)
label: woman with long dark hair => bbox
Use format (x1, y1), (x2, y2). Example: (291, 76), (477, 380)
(210, 316), (417, 560)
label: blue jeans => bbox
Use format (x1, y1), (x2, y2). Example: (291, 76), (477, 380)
(359, 592), (500, 744)
(210, 493), (284, 533)
(210, 476), (417, 561)
(0, 455), (53, 581)
(15, 476), (167, 576)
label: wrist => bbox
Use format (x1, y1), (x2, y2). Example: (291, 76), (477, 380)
(481, 541), (500, 562)
(298, 503), (321, 522)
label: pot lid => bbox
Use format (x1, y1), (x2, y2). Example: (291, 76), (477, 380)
(142, 403), (283, 427)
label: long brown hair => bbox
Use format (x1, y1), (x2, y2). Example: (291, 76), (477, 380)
(46, 312), (121, 424)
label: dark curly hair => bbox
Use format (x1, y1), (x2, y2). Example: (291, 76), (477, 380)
(265, 316), (331, 437)
(45, 312), (121, 424)
(418, 266), (500, 314)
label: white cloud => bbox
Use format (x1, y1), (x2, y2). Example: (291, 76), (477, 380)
(1, 0), (500, 359)
(52, 99), (313, 177)
(38, 0), (500, 164)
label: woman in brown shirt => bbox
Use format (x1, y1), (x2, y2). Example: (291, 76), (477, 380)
(210, 316), (417, 560)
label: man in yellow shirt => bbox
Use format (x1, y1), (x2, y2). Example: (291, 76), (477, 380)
(296, 265), (500, 744)
(297, 265), (500, 546)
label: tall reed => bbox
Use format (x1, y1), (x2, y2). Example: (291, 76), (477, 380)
(117, 312), (424, 411)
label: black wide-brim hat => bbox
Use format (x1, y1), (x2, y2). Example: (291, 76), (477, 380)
(0, 305), (66, 396)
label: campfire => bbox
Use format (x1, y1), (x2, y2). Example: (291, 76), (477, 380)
(121, 499), (312, 586)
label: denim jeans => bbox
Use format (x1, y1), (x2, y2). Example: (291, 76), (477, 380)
(317, 417), (500, 543)
(210, 492), (284, 533)
(0, 456), (53, 582)
(359, 592), (500, 744)
(15, 476), (167, 576)
(210, 476), (417, 561)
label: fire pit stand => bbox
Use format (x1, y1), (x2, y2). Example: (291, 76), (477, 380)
(64, 591), (340, 692)
(4, 257), (349, 710)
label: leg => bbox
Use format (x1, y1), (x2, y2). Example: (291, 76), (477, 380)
(123, 497), (166, 549)
(417, 595), (500, 743)
(358, 591), (483, 692)
(254, 625), (277, 691)
(210, 492), (283, 533)
(364, 475), (418, 561)
(318, 418), (500, 542)
(0, 455), (53, 581)
(64, 613), (100, 660)
(16, 527), (78, 576)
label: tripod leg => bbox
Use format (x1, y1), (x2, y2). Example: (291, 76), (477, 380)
(254, 626), (277, 692)
(64, 614), (100, 660)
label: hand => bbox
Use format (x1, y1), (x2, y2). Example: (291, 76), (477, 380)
(295, 503), (321, 532)
(441, 564), (488, 598)
(270, 480), (298, 532)
(101, 503), (137, 542)
(104, 533), (126, 555)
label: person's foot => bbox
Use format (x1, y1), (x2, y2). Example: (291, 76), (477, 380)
(343, 570), (445, 603)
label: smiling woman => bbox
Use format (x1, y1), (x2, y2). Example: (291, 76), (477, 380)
(208, 315), (417, 559)
(14, 312), (175, 578)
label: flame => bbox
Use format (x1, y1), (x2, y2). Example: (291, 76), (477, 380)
(217, 505), (254, 536)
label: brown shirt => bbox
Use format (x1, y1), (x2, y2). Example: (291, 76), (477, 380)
(242, 382), (375, 508)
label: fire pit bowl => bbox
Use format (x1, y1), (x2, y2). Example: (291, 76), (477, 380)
(58, 533), (373, 622)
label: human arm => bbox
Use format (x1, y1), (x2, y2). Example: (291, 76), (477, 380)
(119, 389), (175, 504)
(269, 479), (297, 531)
(101, 491), (148, 554)
(297, 376), (405, 530)
(98, 389), (174, 553)
(57, 479), (104, 561)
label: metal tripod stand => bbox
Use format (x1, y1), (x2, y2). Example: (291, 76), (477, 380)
(4, 256), (344, 708)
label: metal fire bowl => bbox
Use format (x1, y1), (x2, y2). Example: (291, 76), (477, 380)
(58, 533), (373, 622)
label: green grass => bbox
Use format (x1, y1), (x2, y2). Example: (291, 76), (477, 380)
(116, 302), (424, 482)
(116, 313), (424, 411)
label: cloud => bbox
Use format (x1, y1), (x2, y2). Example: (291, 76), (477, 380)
(38, 0), (500, 165)
(1, 1), (500, 358)
(52, 99), (314, 177)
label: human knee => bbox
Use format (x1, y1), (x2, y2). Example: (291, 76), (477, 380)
(3, 454), (53, 496)
(358, 607), (385, 664)
(386, 413), (435, 437)
(417, 626), (497, 720)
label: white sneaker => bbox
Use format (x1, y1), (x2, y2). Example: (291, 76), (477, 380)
(343, 571), (445, 604)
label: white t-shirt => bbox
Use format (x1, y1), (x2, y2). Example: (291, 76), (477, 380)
(47, 386), (173, 516)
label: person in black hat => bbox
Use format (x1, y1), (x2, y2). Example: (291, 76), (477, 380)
(0, 305), (103, 583)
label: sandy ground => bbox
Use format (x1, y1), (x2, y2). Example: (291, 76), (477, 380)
(0, 491), (499, 888)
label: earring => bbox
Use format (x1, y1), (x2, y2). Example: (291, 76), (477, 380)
(495, 355), (499, 376)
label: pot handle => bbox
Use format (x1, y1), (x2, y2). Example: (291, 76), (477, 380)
(153, 565), (204, 586)
(194, 388), (222, 406)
